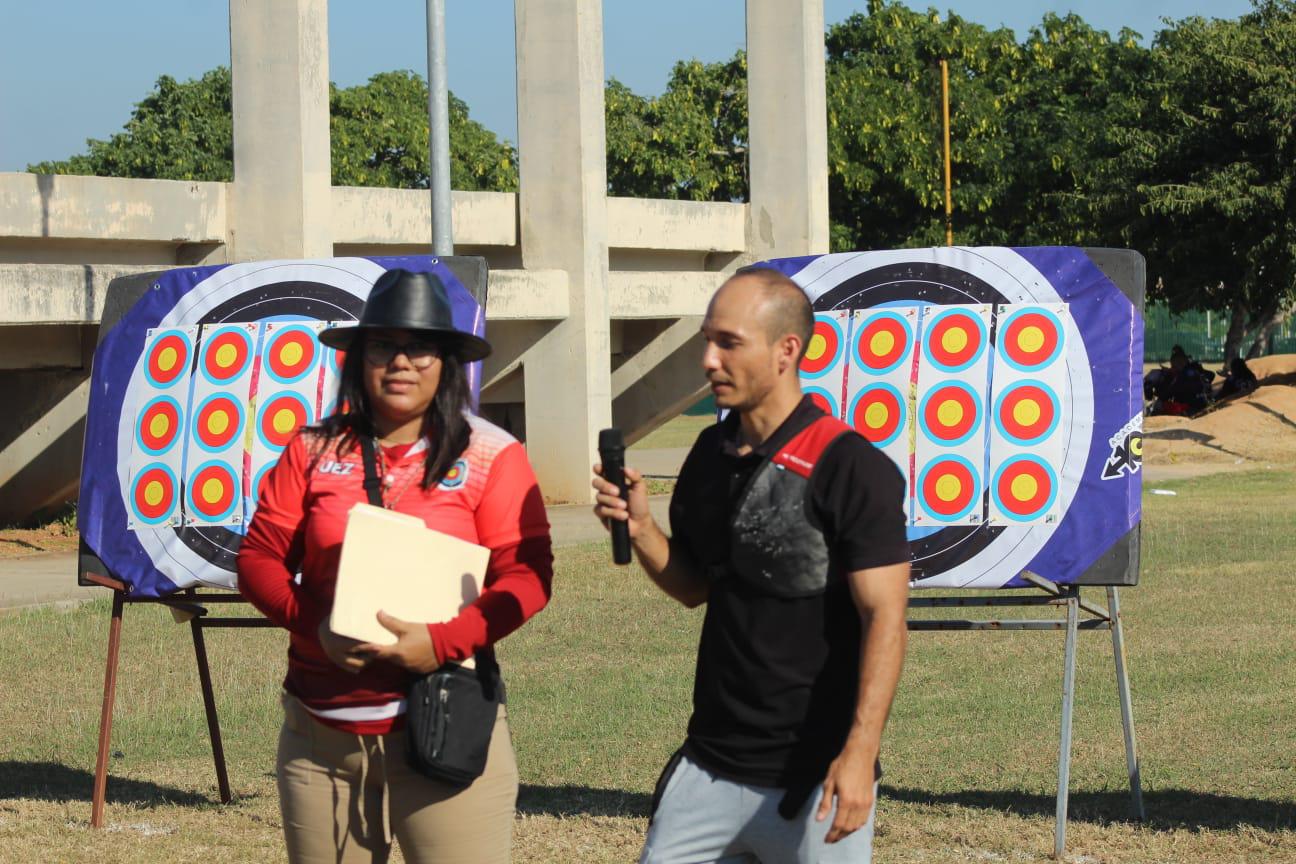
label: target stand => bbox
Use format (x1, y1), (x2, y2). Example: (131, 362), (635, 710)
(81, 566), (273, 828)
(907, 574), (1144, 859)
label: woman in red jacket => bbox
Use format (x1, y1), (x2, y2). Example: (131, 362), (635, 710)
(238, 268), (552, 864)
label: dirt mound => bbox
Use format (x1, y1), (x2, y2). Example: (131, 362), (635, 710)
(1144, 358), (1296, 467)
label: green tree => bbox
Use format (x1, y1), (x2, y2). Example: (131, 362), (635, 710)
(30, 68), (518, 192)
(604, 53), (748, 201)
(1108, 0), (1296, 359)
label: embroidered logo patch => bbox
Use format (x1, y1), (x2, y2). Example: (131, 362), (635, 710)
(439, 459), (469, 490)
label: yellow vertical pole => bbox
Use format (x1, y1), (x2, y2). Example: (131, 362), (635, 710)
(941, 59), (953, 247)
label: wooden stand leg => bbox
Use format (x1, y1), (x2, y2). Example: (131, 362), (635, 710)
(91, 591), (126, 828)
(190, 617), (232, 804)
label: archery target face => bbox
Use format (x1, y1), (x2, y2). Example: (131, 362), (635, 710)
(257, 391), (313, 452)
(786, 249), (1094, 588)
(129, 463), (179, 526)
(135, 396), (183, 456)
(803, 385), (841, 419)
(144, 331), (192, 389)
(262, 324), (320, 385)
(800, 314), (846, 379)
(186, 460), (241, 525)
(192, 394), (244, 453)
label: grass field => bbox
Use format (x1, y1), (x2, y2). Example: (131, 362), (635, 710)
(1, 470), (1294, 862)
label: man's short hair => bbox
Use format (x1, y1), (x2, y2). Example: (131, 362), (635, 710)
(732, 266), (814, 359)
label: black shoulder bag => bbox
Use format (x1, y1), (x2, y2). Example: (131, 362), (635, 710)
(359, 436), (504, 787)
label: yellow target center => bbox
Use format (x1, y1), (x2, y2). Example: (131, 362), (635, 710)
(1013, 398), (1042, 427)
(1130, 436), (1143, 457)
(941, 327), (968, 354)
(208, 409), (230, 436)
(937, 399), (964, 427)
(806, 333), (827, 361)
(148, 414), (170, 439)
(870, 330), (895, 357)
(143, 481), (165, 507)
(1019, 325), (1046, 354)
(1011, 474), (1039, 501)
(934, 474), (962, 502)
(280, 341), (304, 366)
(201, 478), (225, 505)
(864, 402), (890, 430)
(273, 408), (298, 435)
(215, 343), (238, 368)
(157, 346), (178, 371)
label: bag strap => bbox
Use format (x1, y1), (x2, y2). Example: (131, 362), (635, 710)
(358, 435), (384, 508)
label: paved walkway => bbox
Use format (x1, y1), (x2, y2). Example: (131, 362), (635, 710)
(0, 448), (687, 613)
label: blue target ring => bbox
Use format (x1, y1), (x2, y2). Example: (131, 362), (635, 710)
(991, 455), (1059, 522)
(917, 454), (981, 523)
(192, 393), (247, 454)
(921, 307), (988, 373)
(261, 324), (321, 385)
(804, 385), (841, 418)
(917, 381), (984, 446)
(134, 395), (184, 456)
(993, 380), (1061, 446)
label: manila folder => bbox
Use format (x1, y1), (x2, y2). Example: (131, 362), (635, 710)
(329, 503), (489, 646)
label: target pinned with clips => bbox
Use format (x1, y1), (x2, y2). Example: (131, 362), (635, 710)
(998, 307), (1064, 372)
(192, 394), (245, 453)
(262, 325), (320, 385)
(186, 461), (241, 524)
(919, 382), (983, 446)
(803, 385), (841, 419)
(850, 383), (906, 448)
(994, 381), (1060, 446)
(130, 464), (179, 527)
(257, 391), (313, 452)
(853, 312), (912, 375)
(135, 396), (183, 456)
(198, 326), (253, 384)
(922, 307), (987, 373)
(917, 455), (981, 523)
(991, 455), (1058, 522)
(143, 331), (192, 388)
(800, 315), (846, 379)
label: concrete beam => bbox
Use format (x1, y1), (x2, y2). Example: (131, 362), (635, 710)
(608, 270), (723, 319)
(0, 173), (225, 244)
(611, 317), (709, 446)
(515, 0), (612, 502)
(332, 187), (518, 248)
(607, 197), (746, 252)
(746, 0), (829, 257)
(229, 0), (332, 260)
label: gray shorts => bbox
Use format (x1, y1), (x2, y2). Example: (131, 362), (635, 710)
(640, 752), (877, 864)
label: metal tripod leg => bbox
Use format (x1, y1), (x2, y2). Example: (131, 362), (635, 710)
(1107, 586), (1144, 821)
(1054, 591), (1079, 859)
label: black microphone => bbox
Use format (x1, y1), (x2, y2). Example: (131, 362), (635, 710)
(598, 428), (633, 565)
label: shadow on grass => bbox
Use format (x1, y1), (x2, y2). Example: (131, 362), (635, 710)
(518, 783), (652, 818)
(881, 785), (1295, 832)
(0, 761), (211, 807)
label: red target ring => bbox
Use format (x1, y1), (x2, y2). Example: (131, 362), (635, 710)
(1000, 309), (1062, 370)
(136, 397), (182, 455)
(132, 466), (177, 524)
(187, 462), (239, 521)
(997, 383), (1058, 444)
(919, 383), (982, 445)
(919, 456), (979, 521)
(145, 332), (190, 387)
(850, 384), (905, 448)
(800, 317), (844, 377)
(195, 395), (243, 452)
(201, 328), (251, 382)
(264, 327), (318, 384)
(924, 309), (985, 371)
(854, 313), (911, 374)
(258, 393), (311, 450)
(993, 457), (1057, 520)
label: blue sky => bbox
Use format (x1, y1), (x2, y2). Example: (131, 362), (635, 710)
(0, 1), (1253, 172)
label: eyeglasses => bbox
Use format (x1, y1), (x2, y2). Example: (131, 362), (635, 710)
(363, 337), (442, 369)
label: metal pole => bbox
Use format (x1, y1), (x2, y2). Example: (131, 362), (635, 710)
(1054, 591), (1080, 859)
(941, 59), (953, 247)
(426, 0), (454, 256)
(1107, 586), (1145, 821)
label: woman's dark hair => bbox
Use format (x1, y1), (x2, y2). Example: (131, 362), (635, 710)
(314, 333), (472, 490)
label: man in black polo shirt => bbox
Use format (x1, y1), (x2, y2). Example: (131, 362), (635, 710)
(594, 268), (910, 863)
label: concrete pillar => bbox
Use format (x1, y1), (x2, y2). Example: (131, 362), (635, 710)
(228, 0), (332, 260)
(514, 0), (612, 502)
(746, 0), (830, 257)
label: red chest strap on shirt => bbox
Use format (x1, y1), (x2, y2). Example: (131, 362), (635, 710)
(771, 415), (853, 479)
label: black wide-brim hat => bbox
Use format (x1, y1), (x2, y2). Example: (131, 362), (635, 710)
(319, 268), (492, 363)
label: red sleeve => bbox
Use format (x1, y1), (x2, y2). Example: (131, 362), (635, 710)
(429, 444), (553, 662)
(236, 433), (326, 636)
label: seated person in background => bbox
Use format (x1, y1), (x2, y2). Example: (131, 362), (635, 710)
(1218, 356), (1259, 398)
(1151, 350), (1210, 416)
